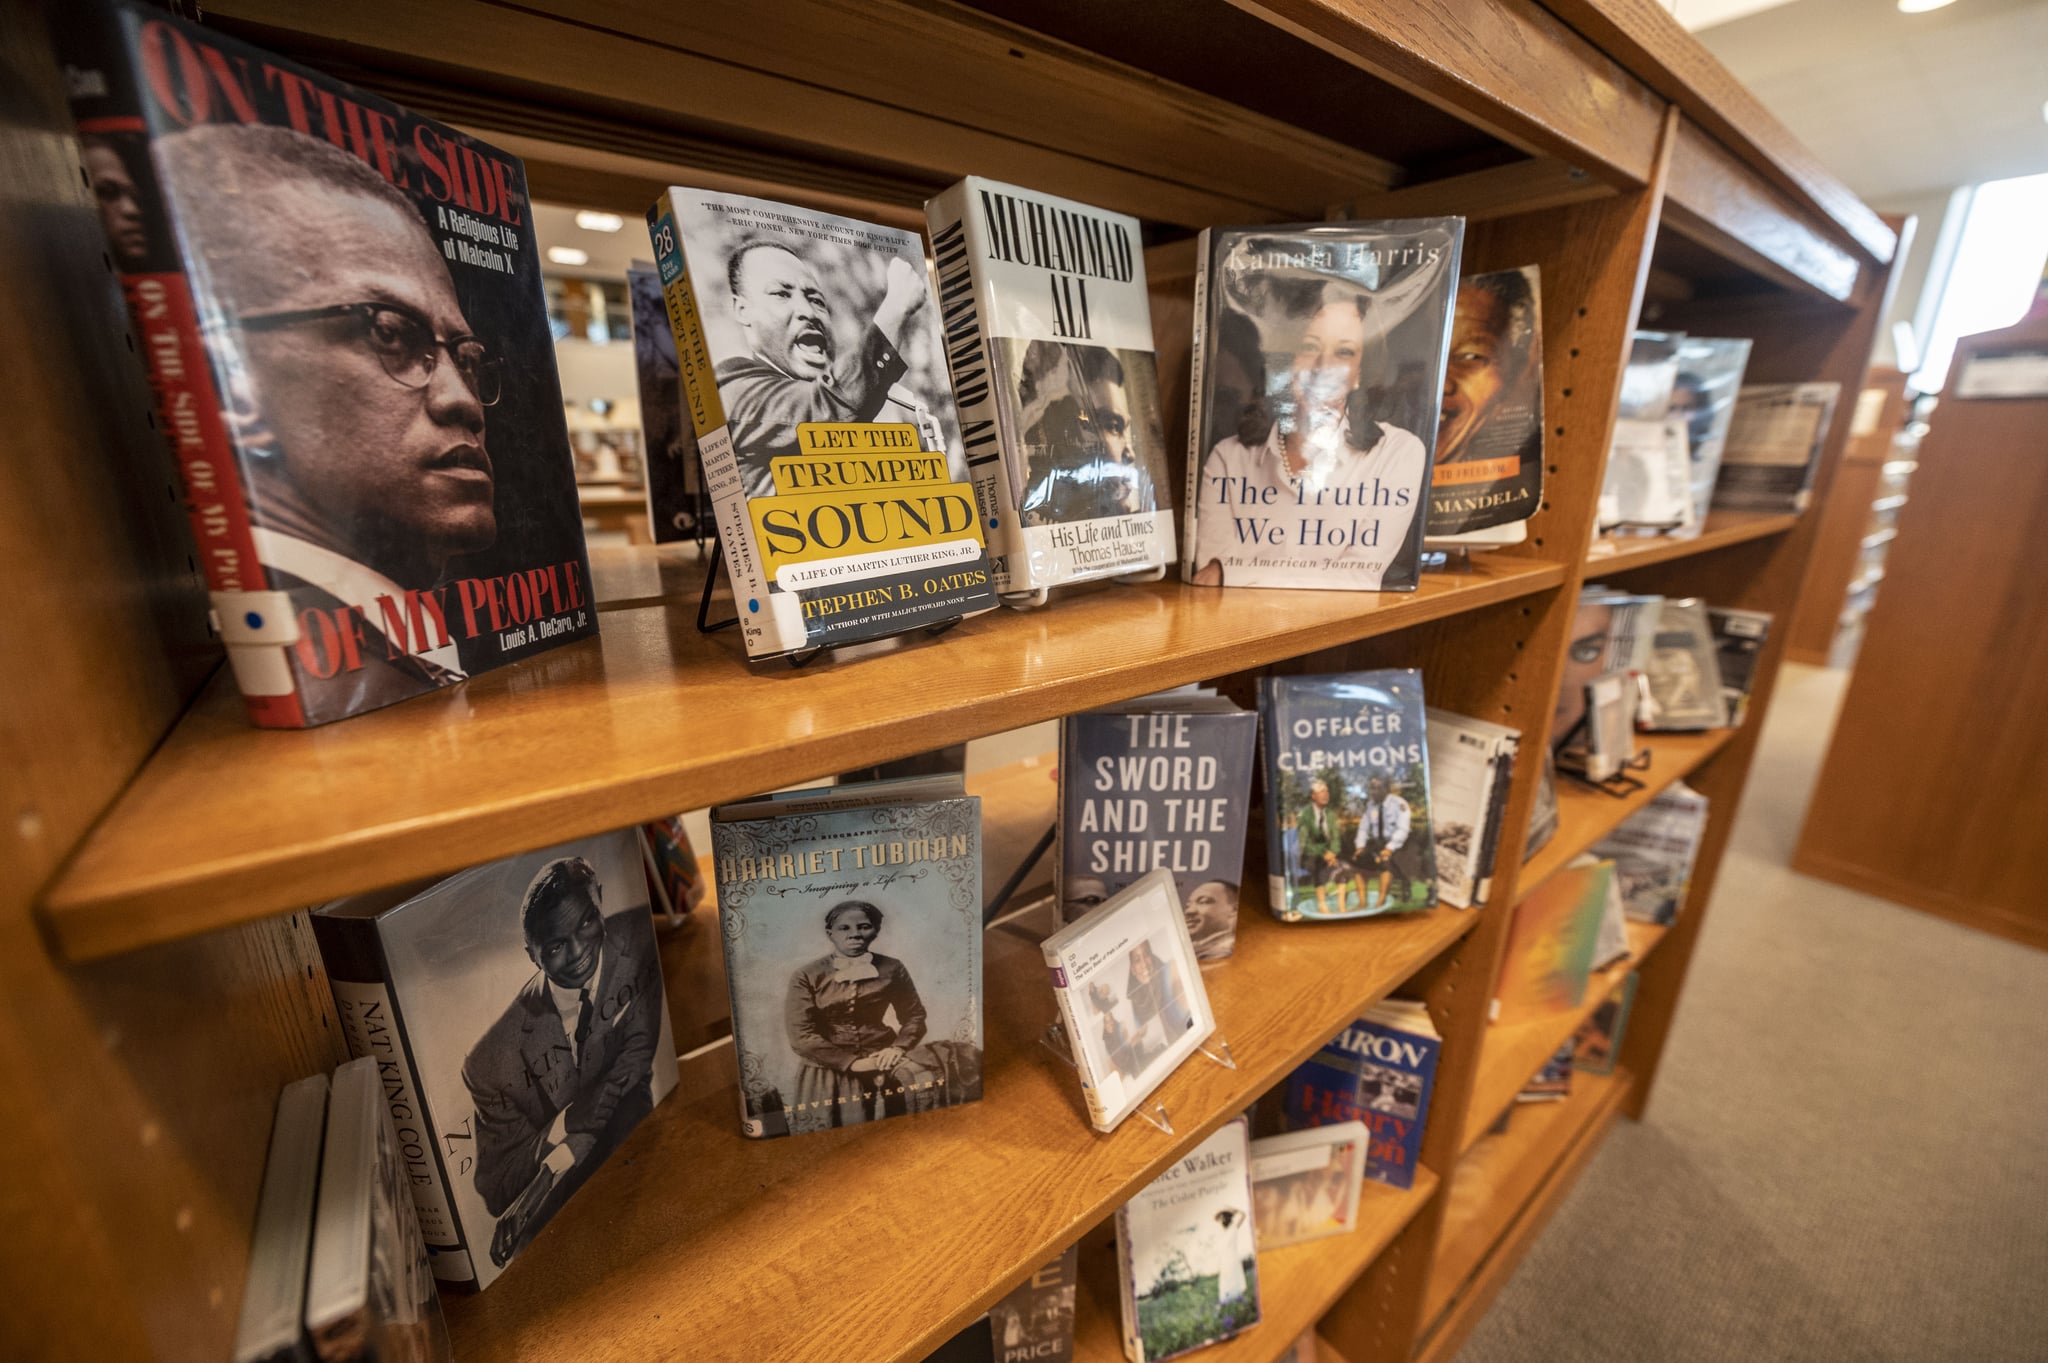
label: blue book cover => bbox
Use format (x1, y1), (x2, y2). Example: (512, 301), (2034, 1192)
(1259, 670), (1436, 921)
(1282, 1013), (1440, 1189)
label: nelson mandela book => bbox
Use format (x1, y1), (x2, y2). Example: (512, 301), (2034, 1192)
(645, 187), (998, 658)
(925, 177), (1175, 601)
(1183, 220), (1463, 592)
(711, 776), (984, 1138)
(55, 0), (596, 727)
(1259, 670), (1437, 922)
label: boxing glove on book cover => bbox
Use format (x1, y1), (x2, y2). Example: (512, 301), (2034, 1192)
(645, 187), (999, 658)
(55, 1), (597, 727)
(1183, 218), (1463, 591)
(925, 176), (1176, 601)
(311, 830), (679, 1291)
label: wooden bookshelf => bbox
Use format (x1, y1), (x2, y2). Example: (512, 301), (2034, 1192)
(1585, 510), (1801, 573)
(1071, 1172), (1441, 1363)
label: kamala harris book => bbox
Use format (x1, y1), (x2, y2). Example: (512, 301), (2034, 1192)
(710, 776), (984, 1138)
(924, 177), (1176, 602)
(310, 830), (679, 1291)
(1281, 999), (1441, 1189)
(1259, 670), (1437, 922)
(645, 187), (999, 659)
(1183, 219), (1463, 592)
(1116, 1118), (1261, 1362)
(54, 1), (597, 727)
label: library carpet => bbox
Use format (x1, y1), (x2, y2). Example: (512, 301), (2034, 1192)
(1457, 664), (2048, 1363)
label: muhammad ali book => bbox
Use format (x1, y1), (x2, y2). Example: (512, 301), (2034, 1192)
(310, 830), (679, 1291)
(1057, 689), (1258, 961)
(710, 776), (984, 1138)
(1116, 1118), (1261, 1362)
(1183, 219), (1463, 592)
(1428, 266), (1545, 545)
(1259, 671), (1437, 922)
(55, 1), (596, 727)
(645, 188), (999, 658)
(1281, 999), (1440, 1189)
(925, 178), (1176, 602)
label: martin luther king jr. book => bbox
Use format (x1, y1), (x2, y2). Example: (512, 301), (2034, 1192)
(54, 0), (596, 727)
(925, 177), (1176, 602)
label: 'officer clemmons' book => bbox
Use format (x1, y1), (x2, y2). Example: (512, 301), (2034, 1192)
(645, 187), (999, 658)
(310, 830), (678, 1291)
(55, 0), (597, 727)
(924, 177), (1177, 602)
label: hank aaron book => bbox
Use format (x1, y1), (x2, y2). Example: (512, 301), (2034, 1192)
(1248, 1122), (1369, 1248)
(1424, 708), (1520, 908)
(628, 262), (704, 544)
(1492, 860), (1615, 1026)
(644, 187), (998, 658)
(1259, 670), (1437, 922)
(1043, 868), (1217, 1134)
(925, 177), (1176, 601)
(711, 776), (984, 1138)
(1057, 689), (1258, 960)
(305, 1057), (450, 1363)
(1116, 1118), (1261, 1362)
(233, 1074), (328, 1363)
(1708, 607), (1773, 725)
(1590, 782), (1710, 925)
(1428, 266), (1544, 543)
(1183, 219), (1463, 592)
(1281, 999), (1441, 1189)
(55, 2), (597, 727)
(310, 830), (678, 1291)
(1712, 382), (1842, 512)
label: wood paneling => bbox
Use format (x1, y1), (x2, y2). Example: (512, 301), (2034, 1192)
(1587, 509), (1799, 573)
(1786, 366), (1910, 663)
(1662, 117), (1861, 303)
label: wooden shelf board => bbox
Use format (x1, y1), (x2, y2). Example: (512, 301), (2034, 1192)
(1071, 1170), (1441, 1363)
(1423, 1067), (1634, 1330)
(40, 554), (1561, 961)
(1456, 921), (1664, 1155)
(438, 873), (1473, 1363)
(1585, 510), (1800, 574)
(1520, 727), (1735, 894)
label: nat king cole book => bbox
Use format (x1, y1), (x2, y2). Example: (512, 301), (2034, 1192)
(1057, 689), (1259, 960)
(645, 187), (999, 658)
(925, 178), (1176, 601)
(1428, 266), (1545, 544)
(56, 1), (597, 727)
(1281, 999), (1440, 1189)
(1260, 670), (1437, 922)
(311, 831), (679, 1291)
(305, 1057), (450, 1363)
(1116, 1118), (1261, 1362)
(711, 776), (984, 1138)
(1184, 219), (1463, 591)
(233, 1075), (328, 1363)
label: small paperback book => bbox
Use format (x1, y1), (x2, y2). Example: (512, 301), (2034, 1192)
(233, 1075), (329, 1363)
(1057, 688), (1258, 960)
(924, 177), (1177, 600)
(1493, 861), (1615, 1026)
(1281, 998), (1441, 1189)
(1575, 972), (1640, 1076)
(1249, 1122), (1369, 1249)
(1428, 265), (1545, 545)
(55, 2), (598, 728)
(1670, 337), (1753, 529)
(711, 776), (984, 1137)
(1712, 382), (1842, 512)
(1708, 607), (1773, 725)
(628, 262), (705, 543)
(1424, 708), (1520, 909)
(1183, 219), (1464, 591)
(311, 830), (679, 1290)
(1116, 1118), (1261, 1362)
(645, 187), (999, 658)
(1591, 782), (1710, 926)
(1517, 1037), (1575, 1104)
(1638, 598), (1727, 731)
(927, 1247), (1079, 1363)
(1260, 670), (1437, 922)
(1043, 868), (1217, 1134)
(304, 1057), (450, 1363)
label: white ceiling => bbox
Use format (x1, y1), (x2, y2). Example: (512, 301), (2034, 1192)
(1683, 0), (2048, 203)
(530, 201), (648, 280)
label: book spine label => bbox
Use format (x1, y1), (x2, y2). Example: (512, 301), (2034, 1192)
(1181, 229), (1212, 580)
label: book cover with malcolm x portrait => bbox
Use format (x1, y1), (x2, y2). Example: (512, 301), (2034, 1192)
(925, 177), (1175, 601)
(55, 1), (596, 727)
(1184, 219), (1462, 593)
(310, 830), (678, 1292)
(711, 777), (984, 1138)
(645, 187), (999, 659)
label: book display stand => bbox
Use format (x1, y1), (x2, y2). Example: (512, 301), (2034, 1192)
(2, 3), (1902, 1361)
(1039, 1020), (1241, 1136)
